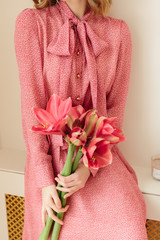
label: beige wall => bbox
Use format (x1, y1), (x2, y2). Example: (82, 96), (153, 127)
(110, 0), (160, 168)
(0, 0), (34, 151)
(0, 0), (159, 168)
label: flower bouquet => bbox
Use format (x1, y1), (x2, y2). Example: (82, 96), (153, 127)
(30, 93), (126, 240)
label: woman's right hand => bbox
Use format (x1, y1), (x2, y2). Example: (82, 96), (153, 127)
(41, 184), (69, 227)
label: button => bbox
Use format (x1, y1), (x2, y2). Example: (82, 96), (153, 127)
(71, 24), (77, 30)
(77, 50), (80, 55)
(77, 73), (80, 78)
(76, 96), (80, 100)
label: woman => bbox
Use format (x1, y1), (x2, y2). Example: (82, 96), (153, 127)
(14, 0), (148, 239)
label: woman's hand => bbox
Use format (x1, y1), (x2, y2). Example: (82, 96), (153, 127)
(55, 162), (91, 199)
(41, 184), (70, 227)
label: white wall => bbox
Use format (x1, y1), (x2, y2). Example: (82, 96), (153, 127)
(0, 0), (159, 168)
(109, 0), (160, 168)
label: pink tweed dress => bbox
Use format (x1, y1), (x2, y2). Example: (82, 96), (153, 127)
(14, 0), (148, 239)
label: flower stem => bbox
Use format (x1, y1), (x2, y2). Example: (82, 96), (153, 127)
(71, 146), (83, 173)
(38, 144), (84, 240)
(38, 143), (76, 240)
(51, 143), (76, 240)
(38, 216), (54, 240)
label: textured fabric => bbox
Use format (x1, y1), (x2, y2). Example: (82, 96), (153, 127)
(14, 0), (148, 239)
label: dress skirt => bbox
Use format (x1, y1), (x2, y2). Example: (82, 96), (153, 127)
(22, 144), (148, 240)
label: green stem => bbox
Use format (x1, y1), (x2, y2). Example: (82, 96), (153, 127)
(38, 143), (75, 240)
(38, 216), (54, 240)
(71, 146), (83, 173)
(39, 144), (84, 240)
(51, 143), (76, 240)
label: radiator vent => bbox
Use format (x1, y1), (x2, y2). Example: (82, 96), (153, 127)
(5, 194), (24, 240)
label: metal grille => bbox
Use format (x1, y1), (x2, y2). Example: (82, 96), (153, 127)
(5, 194), (24, 240)
(146, 219), (160, 240)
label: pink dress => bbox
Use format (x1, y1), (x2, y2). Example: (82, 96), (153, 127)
(14, 0), (148, 239)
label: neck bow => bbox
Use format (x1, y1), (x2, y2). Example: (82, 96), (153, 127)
(47, 1), (109, 111)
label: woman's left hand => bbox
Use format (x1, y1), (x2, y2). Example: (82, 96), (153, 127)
(55, 162), (91, 199)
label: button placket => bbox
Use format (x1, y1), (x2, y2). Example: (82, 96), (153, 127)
(74, 35), (82, 102)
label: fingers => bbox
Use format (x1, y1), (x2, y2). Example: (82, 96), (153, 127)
(42, 201), (69, 226)
(41, 184), (71, 227)
(56, 185), (77, 198)
(41, 207), (47, 227)
(50, 199), (70, 214)
(55, 176), (76, 188)
(55, 172), (78, 190)
(63, 191), (75, 199)
(57, 172), (77, 183)
(49, 191), (69, 213)
(55, 172), (85, 199)
(46, 206), (64, 225)
(51, 191), (62, 209)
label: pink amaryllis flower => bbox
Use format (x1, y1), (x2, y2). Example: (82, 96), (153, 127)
(65, 105), (86, 132)
(66, 127), (87, 146)
(79, 109), (99, 138)
(93, 116), (126, 144)
(30, 94), (72, 135)
(65, 107), (98, 137)
(64, 109), (98, 148)
(82, 137), (112, 169)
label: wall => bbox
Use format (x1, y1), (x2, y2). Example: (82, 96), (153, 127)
(0, 0), (33, 151)
(0, 0), (159, 168)
(110, 0), (160, 168)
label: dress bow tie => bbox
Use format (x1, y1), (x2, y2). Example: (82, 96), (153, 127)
(46, 16), (109, 152)
(47, 17), (109, 115)
(47, 18), (109, 57)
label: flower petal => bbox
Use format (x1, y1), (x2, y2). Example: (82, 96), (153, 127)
(93, 150), (112, 167)
(46, 94), (72, 121)
(83, 112), (99, 137)
(32, 107), (55, 125)
(58, 97), (72, 119)
(46, 94), (61, 121)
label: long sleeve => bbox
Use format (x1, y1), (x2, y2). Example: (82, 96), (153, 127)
(14, 8), (56, 189)
(90, 20), (132, 178)
(106, 19), (132, 130)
